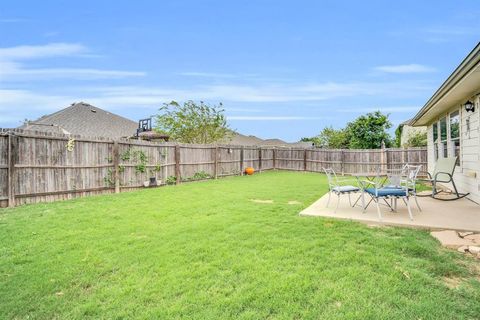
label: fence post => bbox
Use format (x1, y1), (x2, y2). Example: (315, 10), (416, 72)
(303, 149), (307, 172)
(380, 141), (387, 172)
(175, 145), (181, 184)
(272, 147), (276, 170)
(213, 146), (218, 179)
(240, 146), (244, 175)
(385, 149), (389, 172)
(258, 147), (262, 172)
(113, 141), (120, 193)
(340, 149), (345, 175)
(7, 134), (16, 207)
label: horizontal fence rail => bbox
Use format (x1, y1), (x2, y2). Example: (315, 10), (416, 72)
(0, 128), (427, 207)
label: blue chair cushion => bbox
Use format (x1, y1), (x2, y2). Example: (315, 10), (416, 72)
(332, 186), (359, 193)
(364, 187), (407, 197)
(384, 185), (415, 191)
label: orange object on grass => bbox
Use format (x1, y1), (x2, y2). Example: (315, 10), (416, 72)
(245, 167), (255, 175)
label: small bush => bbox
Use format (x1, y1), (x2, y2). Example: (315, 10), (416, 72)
(166, 176), (177, 185)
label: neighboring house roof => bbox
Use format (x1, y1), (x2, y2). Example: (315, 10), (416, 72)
(261, 138), (288, 146)
(19, 102), (139, 139)
(289, 141), (315, 148)
(411, 42), (480, 126)
(225, 133), (312, 147)
(227, 133), (265, 145)
(399, 118), (413, 126)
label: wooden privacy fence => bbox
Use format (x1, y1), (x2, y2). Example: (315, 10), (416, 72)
(0, 129), (427, 207)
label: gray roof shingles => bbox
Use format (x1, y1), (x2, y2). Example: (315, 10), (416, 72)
(19, 102), (139, 139)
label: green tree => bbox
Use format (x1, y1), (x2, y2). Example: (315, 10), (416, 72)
(405, 131), (427, 147)
(312, 127), (349, 148)
(345, 111), (392, 149)
(394, 125), (403, 147)
(155, 100), (233, 144)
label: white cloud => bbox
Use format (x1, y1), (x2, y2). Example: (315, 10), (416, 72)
(228, 116), (325, 121)
(0, 83), (427, 128)
(0, 89), (77, 126)
(0, 43), (145, 80)
(226, 107), (264, 113)
(177, 71), (259, 79)
(0, 79), (432, 112)
(1, 65), (145, 80)
(0, 115), (25, 124)
(76, 82), (377, 104)
(0, 89), (73, 112)
(374, 64), (435, 74)
(56, 80), (432, 107)
(338, 106), (421, 113)
(177, 72), (236, 78)
(0, 43), (87, 60)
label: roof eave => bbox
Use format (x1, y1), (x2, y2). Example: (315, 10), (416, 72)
(410, 42), (480, 126)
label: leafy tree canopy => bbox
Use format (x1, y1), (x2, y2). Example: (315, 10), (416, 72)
(155, 100), (233, 144)
(394, 125), (403, 147)
(345, 111), (393, 149)
(303, 111), (393, 149)
(404, 131), (427, 147)
(302, 127), (349, 149)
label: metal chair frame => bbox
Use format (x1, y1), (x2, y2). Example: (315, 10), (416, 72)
(360, 165), (422, 221)
(323, 168), (360, 213)
(418, 156), (469, 201)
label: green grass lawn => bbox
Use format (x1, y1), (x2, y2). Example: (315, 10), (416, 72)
(1, 171), (479, 319)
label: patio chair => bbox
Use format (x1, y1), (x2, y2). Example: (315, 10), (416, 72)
(323, 168), (360, 213)
(361, 165), (422, 221)
(385, 164), (422, 211)
(418, 156), (469, 201)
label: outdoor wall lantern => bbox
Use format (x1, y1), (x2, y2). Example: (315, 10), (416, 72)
(464, 100), (475, 113)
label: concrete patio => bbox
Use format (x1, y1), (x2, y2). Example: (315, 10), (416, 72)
(300, 192), (480, 232)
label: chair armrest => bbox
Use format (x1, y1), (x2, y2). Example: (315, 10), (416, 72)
(417, 171), (432, 182)
(433, 171), (453, 183)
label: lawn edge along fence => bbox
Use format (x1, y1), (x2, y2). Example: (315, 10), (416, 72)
(0, 128), (427, 207)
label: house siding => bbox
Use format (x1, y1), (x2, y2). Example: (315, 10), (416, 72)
(427, 96), (480, 204)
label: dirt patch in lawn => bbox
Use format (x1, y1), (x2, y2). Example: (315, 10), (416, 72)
(251, 199), (274, 204)
(288, 200), (301, 205)
(443, 276), (466, 289)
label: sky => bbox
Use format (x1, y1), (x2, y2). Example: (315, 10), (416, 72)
(1, 1), (479, 142)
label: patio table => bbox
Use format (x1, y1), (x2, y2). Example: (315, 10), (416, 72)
(351, 172), (388, 210)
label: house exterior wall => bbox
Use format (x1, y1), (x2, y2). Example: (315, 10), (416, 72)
(426, 96), (480, 203)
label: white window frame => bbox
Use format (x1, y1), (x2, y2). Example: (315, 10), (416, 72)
(439, 116), (448, 158)
(432, 122), (439, 161)
(449, 109), (461, 166)
(432, 108), (462, 168)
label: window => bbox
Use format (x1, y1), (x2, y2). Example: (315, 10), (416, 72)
(432, 110), (461, 167)
(450, 110), (460, 164)
(440, 117), (447, 158)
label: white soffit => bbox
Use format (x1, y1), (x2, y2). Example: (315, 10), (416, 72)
(418, 63), (480, 125)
